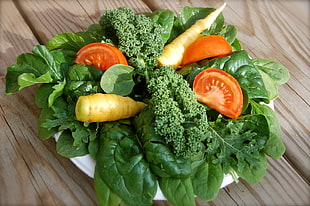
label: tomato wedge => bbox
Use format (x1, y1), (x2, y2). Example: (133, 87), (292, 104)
(181, 35), (232, 66)
(193, 68), (243, 119)
(75, 42), (128, 71)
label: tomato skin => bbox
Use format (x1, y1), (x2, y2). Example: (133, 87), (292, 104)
(75, 42), (128, 71)
(181, 35), (232, 66)
(193, 68), (243, 119)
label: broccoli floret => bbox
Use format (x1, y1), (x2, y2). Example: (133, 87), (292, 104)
(99, 7), (164, 76)
(147, 66), (210, 158)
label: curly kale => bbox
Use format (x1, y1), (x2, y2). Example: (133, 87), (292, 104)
(147, 66), (211, 158)
(99, 7), (164, 76)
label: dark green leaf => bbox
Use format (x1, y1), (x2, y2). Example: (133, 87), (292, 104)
(97, 122), (157, 206)
(56, 130), (88, 158)
(146, 9), (175, 44)
(233, 152), (267, 183)
(258, 70), (279, 100)
(191, 161), (224, 201)
(250, 101), (285, 159)
(94, 167), (122, 206)
(38, 107), (58, 139)
(159, 177), (195, 206)
(218, 25), (238, 44)
(35, 84), (55, 108)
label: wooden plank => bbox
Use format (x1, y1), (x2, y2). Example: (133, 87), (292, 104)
(0, 1), (97, 205)
(14, 0), (152, 44)
(0, 0), (38, 75)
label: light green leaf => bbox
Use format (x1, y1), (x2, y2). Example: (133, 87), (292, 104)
(17, 72), (53, 91)
(46, 32), (86, 51)
(100, 64), (135, 96)
(252, 59), (290, 85)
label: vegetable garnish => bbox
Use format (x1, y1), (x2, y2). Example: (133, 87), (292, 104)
(4, 5), (290, 206)
(75, 42), (128, 71)
(157, 3), (226, 69)
(193, 68), (243, 119)
(75, 93), (146, 122)
(181, 35), (232, 66)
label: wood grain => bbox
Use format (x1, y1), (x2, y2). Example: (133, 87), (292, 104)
(1, 0), (309, 205)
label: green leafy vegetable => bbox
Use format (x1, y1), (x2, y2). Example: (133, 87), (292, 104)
(208, 114), (269, 183)
(134, 107), (191, 178)
(252, 59), (290, 85)
(147, 66), (210, 158)
(159, 177), (195, 206)
(94, 167), (122, 206)
(191, 160), (224, 201)
(56, 130), (88, 158)
(250, 100), (286, 159)
(99, 7), (164, 77)
(100, 64), (135, 96)
(46, 32), (86, 51)
(145, 9), (175, 44)
(96, 122), (157, 206)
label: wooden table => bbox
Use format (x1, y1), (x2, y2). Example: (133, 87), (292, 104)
(1, 0), (309, 205)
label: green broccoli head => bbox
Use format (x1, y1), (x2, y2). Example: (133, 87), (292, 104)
(99, 7), (164, 75)
(147, 66), (211, 158)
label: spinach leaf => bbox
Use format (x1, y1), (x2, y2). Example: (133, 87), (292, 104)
(232, 152), (267, 183)
(66, 64), (103, 81)
(56, 130), (88, 158)
(64, 64), (103, 102)
(234, 65), (268, 99)
(258, 69), (279, 100)
(250, 101), (285, 159)
(191, 160), (223, 201)
(32, 45), (66, 80)
(94, 167), (122, 206)
(96, 122), (157, 206)
(36, 84), (55, 108)
(252, 59), (290, 85)
(159, 177), (195, 206)
(168, 7), (223, 42)
(38, 106), (58, 140)
(146, 9), (175, 44)
(46, 32), (86, 51)
(218, 25), (238, 45)
(100, 64), (135, 96)
(5, 45), (67, 102)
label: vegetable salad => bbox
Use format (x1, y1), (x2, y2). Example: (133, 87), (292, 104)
(5, 5), (290, 206)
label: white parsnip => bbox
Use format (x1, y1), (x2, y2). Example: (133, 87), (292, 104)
(75, 93), (147, 122)
(157, 3), (226, 69)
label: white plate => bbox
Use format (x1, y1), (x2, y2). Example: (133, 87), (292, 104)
(55, 101), (274, 200)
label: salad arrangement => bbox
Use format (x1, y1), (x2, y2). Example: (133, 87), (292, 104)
(5, 4), (290, 206)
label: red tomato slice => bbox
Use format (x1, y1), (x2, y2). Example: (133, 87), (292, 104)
(193, 68), (243, 119)
(75, 42), (128, 71)
(181, 35), (232, 66)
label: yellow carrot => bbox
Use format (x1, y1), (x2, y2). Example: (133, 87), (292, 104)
(157, 3), (227, 69)
(75, 93), (147, 122)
